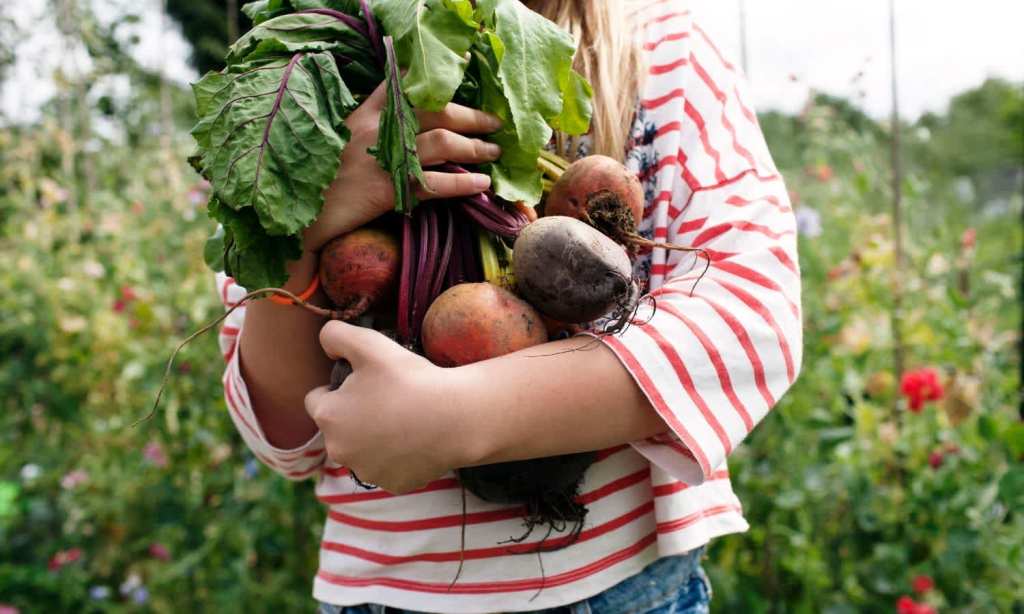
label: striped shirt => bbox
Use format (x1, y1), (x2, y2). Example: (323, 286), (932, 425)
(215, 2), (801, 612)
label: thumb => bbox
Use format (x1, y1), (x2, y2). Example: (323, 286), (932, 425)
(304, 385), (331, 422)
(318, 320), (390, 365)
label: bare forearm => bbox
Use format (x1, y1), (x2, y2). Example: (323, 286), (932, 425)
(239, 252), (332, 448)
(452, 337), (669, 467)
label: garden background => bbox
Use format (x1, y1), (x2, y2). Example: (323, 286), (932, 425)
(1, 1), (1021, 612)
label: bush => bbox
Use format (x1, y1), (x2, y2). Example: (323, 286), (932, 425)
(0, 91), (1020, 612)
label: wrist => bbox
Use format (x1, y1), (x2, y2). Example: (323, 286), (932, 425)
(282, 250), (318, 294)
(440, 365), (502, 468)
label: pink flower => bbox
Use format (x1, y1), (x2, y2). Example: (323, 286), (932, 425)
(0, 605), (20, 614)
(60, 469), (89, 490)
(960, 227), (976, 250)
(143, 441), (168, 468)
(928, 451), (944, 470)
(48, 547), (83, 571)
(113, 299), (127, 313)
(900, 368), (945, 413)
(148, 543), (171, 561)
(912, 574), (935, 593)
(121, 286), (138, 302)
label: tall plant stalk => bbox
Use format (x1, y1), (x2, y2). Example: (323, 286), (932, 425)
(888, 0), (906, 406)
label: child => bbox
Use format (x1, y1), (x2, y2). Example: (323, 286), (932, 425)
(216, 1), (801, 612)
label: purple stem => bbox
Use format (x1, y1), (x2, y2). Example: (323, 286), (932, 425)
(430, 207), (455, 301)
(397, 215), (415, 344)
(445, 210), (466, 287)
(458, 198), (527, 238)
(296, 8), (370, 38)
(460, 217), (484, 283)
(360, 0), (386, 69)
(411, 208), (434, 339)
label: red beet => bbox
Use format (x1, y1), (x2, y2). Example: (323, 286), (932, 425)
(544, 155), (644, 246)
(318, 227), (401, 320)
(420, 282), (547, 367)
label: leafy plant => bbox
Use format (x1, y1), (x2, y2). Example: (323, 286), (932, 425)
(189, 0), (593, 289)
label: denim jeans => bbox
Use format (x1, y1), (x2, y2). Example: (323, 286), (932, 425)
(318, 547), (710, 614)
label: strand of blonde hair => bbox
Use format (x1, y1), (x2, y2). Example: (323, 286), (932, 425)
(529, 0), (645, 162)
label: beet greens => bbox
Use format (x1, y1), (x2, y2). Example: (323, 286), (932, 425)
(192, 0), (593, 291)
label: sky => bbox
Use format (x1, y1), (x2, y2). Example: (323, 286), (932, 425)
(3, 0), (1023, 124)
(693, 0), (1024, 118)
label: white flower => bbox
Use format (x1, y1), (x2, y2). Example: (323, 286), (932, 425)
(20, 464), (41, 482)
(82, 261), (105, 279)
(120, 573), (142, 595)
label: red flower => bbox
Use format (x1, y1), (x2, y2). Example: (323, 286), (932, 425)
(900, 368), (945, 413)
(897, 596), (918, 614)
(912, 574), (935, 593)
(120, 286), (138, 302)
(897, 595), (937, 614)
(113, 299), (127, 313)
(48, 547), (83, 571)
(810, 163), (834, 182)
(149, 543), (171, 561)
(928, 451), (944, 469)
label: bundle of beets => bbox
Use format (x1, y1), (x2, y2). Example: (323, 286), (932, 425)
(183, 0), (684, 551)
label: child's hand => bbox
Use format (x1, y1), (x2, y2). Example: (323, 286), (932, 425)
(304, 321), (477, 494)
(302, 82), (502, 254)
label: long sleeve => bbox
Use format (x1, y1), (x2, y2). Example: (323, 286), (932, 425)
(215, 272), (326, 480)
(602, 5), (803, 485)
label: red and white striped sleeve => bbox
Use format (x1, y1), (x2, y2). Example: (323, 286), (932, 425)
(215, 272), (326, 481)
(603, 5), (802, 485)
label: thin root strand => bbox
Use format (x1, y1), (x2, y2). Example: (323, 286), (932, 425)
(137, 287), (340, 428)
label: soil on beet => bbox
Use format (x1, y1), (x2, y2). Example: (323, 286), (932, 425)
(583, 189), (639, 251)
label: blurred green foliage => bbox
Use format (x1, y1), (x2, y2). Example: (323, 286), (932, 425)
(710, 82), (1024, 613)
(0, 5), (1021, 612)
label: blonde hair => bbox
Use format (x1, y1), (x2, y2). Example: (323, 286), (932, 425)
(529, 0), (645, 162)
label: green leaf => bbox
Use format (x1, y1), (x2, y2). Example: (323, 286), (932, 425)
(552, 69), (593, 136)
(371, 36), (427, 215)
(374, 0), (478, 111)
(242, 0), (361, 25)
(1004, 421), (1024, 458)
(203, 224), (226, 272)
(241, 0), (289, 24)
(997, 465), (1024, 508)
(209, 197), (303, 288)
(190, 52), (356, 237)
(481, 0), (591, 204)
(226, 12), (372, 65)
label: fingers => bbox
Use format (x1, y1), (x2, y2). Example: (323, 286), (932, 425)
(416, 129), (502, 166)
(417, 103), (502, 134)
(362, 80), (389, 112)
(417, 170), (492, 201)
(318, 320), (388, 364)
